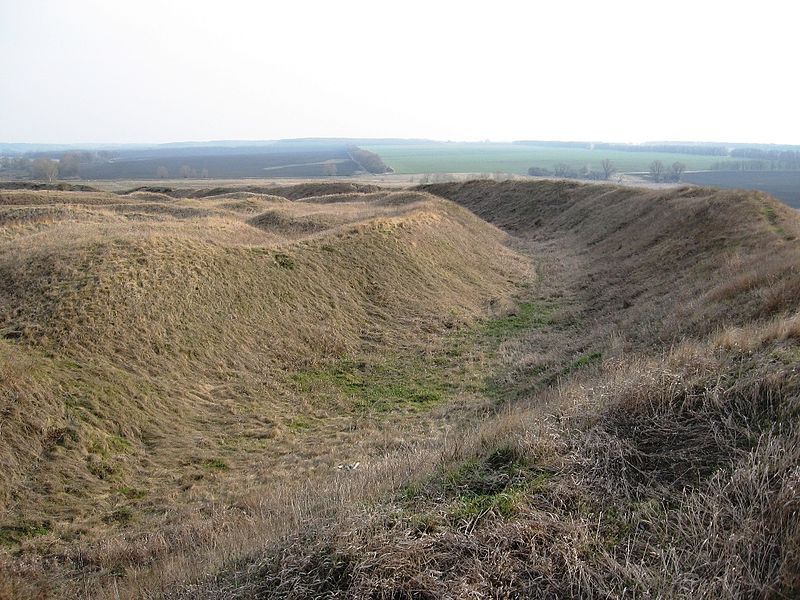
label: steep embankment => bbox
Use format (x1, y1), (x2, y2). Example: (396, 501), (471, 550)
(425, 180), (800, 340)
(207, 181), (800, 599)
(0, 184), (530, 598)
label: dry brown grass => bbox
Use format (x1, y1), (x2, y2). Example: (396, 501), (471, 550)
(181, 180), (800, 599)
(0, 184), (530, 598)
(2, 179), (800, 598)
(220, 322), (798, 598)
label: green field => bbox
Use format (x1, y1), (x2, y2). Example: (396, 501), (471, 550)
(363, 143), (742, 175)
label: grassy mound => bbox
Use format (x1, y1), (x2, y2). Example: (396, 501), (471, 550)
(119, 182), (383, 200)
(0, 184), (529, 598)
(3, 180), (799, 599)
(194, 181), (800, 599)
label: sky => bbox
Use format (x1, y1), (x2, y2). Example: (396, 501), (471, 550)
(0, 0), (796, 145)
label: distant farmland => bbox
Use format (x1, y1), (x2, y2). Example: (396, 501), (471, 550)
(682, 170), (800, 209)
(77, 144), (361, 179)
(363, 142), (753, 175)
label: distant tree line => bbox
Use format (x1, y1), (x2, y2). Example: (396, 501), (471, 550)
(417, 172), (518, 184)
(418, 173), (458, 183)
(31, 158), (59, 182)
(527, 159), (687, 183)
(514, 140), (590, 149)
(0, 151), (114, 180)
(528, 163), (606, 180)
(348, 146), (393, 174)
(527, 158), (619, 181)
(0, 156), (62, 181)
(648, 160), (686, 182)
(594, 143), (728, 156)
(155, 165), (210, 178)
(708, 160), (800, 172)
(724, 148), (800, 170)
(515, 140), (728, 156)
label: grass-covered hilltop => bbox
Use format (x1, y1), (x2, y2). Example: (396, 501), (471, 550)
(1, 179), (798, 598)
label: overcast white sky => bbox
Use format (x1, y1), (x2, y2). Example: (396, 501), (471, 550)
(0, 0), (796, 144)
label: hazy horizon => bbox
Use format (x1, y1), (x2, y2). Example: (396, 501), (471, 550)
(4, 137), (800, 150)
(1, 0), (796, 145)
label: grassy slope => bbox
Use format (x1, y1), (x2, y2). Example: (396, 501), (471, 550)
(0, 184), (531, 598)
(363, 143), (745, 175)
(204, 181), (800, 598)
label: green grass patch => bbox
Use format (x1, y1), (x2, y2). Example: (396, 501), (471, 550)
(0, 522), (50, 546)
(103, 507), (134, 526)
(762, 204), (792, 239)
(440, 447), (543, 496)
(450, 484), (528, 521)
(116, 486), (147, 500)
(201, 458), (229, 471)
(287, 299), (558, 415)
(286, 416), (315, 432)
(291, 357), (453, 414)
(764, 205), (779, 226)
(274, 253), (295, 269)
(565, 351), (603, 374)
(482, 302), (552, 338)
(87, 434), (131, 457)
(475, 300), (557, 401)
(400, 446), (553, 528)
